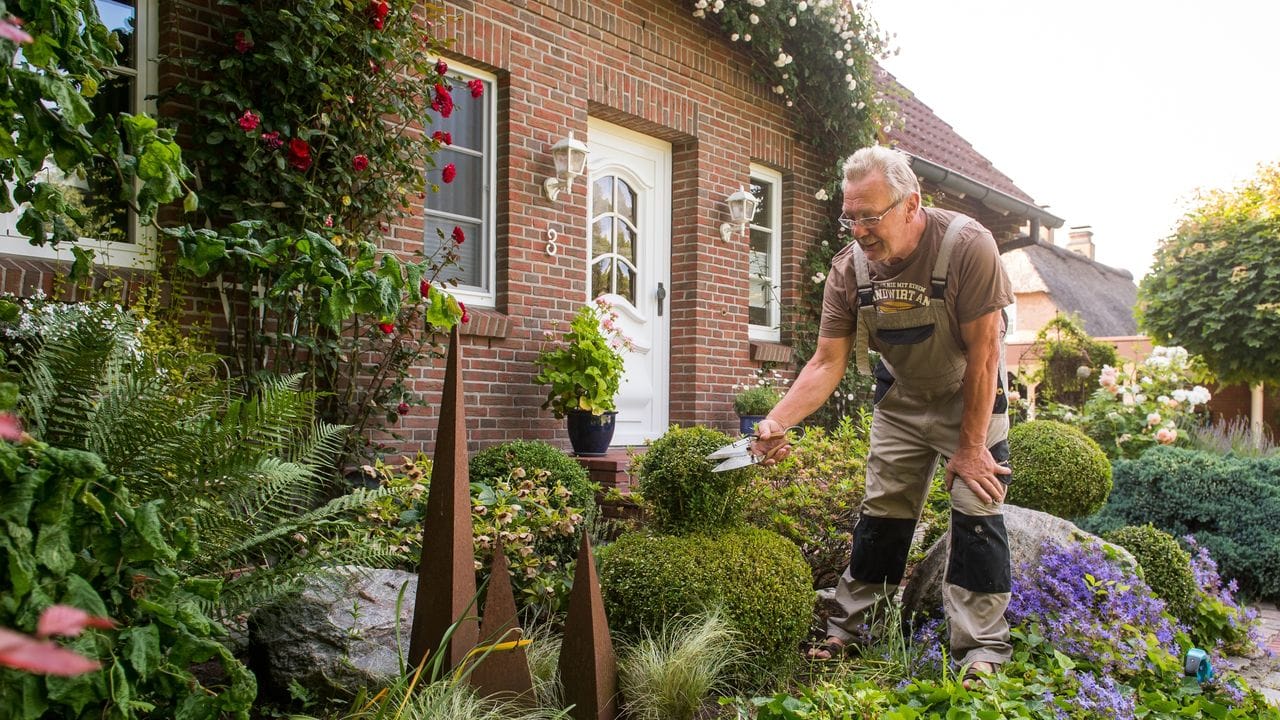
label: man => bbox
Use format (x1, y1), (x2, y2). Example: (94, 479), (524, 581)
(752, 146), (1013, 685)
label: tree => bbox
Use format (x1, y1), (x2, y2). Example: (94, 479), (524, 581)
(1139, 162), (1280, 444)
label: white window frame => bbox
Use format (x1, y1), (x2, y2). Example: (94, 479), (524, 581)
(0, 0), (159, 270)
(747, 164), (783, 342)
(424, 59), (497, 308)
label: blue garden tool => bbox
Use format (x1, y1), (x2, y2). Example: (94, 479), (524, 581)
(1184, 648), (1214, 683)
(705, 426), (804, 472)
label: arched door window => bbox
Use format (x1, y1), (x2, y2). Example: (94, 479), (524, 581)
(589, 175), (639, 306)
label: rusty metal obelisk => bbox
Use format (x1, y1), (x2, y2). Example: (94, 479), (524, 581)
(408, 324), (478, 670)
(468, 545), (535, 702)
(557, 534), (618, 720)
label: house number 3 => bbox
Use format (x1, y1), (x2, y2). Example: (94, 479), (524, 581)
(545, 227), (559, 256)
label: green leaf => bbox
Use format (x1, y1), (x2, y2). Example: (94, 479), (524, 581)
(183, 190), (198, 213)
(37, 75), (94, 128)
(61, 574), (110, 618)
(1052, 649), (1075, 671)
(123, 624), (161, 680)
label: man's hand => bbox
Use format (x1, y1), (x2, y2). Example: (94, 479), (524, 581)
(944, 444), (1010, 505)
(749, 417), (792, 467)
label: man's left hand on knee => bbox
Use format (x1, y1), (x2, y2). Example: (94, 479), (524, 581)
(945, 445), (1010, 505)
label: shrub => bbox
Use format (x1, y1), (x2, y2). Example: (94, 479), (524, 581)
(1007, 420), (1112, 518)
(1102, 525), (1199, 625)
(636, 425), (753, 535)
(733, 385), (781, 416)
(599, 527), (812, 687)
(470, 440), (595, 519)
(1085, 445), (1280, 599)
(744, 413), (869, 587)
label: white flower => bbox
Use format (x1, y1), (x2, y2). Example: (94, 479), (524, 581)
(730, 32), (739, 41)
(1147, 412), (1162, 426)
(713, 0), (724, 9)
(821, 240), (829, 247)
(789, 16), (796, 26)
(811, 272), (827, 284)
(815, 188), (829, 201)
(743, 33), (751, 41)
(834, 50), (844, 59)
(844, 73), (853, 83)
(747, 0), (765, 5)
(749, 13), (759, 24)
(772, 85), (784, 94)
(692, 8), (704, 16)
(798, 1), (808, 10)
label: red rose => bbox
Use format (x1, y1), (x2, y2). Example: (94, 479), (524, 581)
(467, 79), (484, 98)
(287, 138), (312, 171)
(420, 279), (430, 298)
(441, 163), (456, 183)
(369, 0), (389, 29)
(260, 131), (282, 150)
(431, 83), (453, 118)
(459, 301), (469, 324)
(396, 402), (410, 415)
(234, 31), (253, 54)
(378, 322), (395, 334)
(451, 226), (465, 245)
(237, 110), (260, 132)
(435, 59), (448, 76)
(431, 130), (452, 145)
(352, 154), (369, 171)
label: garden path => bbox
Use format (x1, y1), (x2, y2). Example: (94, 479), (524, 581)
(1233, 601), (1280, 706)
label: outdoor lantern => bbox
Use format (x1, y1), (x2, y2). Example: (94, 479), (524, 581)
(719, 186), (759, 241)
(542, 132), (590, 202)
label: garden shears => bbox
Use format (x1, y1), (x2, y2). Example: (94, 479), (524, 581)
(705, 426), (805, 472)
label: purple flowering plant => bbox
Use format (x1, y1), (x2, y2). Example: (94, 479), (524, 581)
(1184, 534), (1263, 654)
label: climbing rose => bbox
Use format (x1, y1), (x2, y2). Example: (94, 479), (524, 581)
(431, 130), (452, 145)
(435, 59), (448, 76)
(467, 79), (484, 98)
(287, 138), (312, 171)
(451, 226), (465, 245)
(459, 301), (469, 324)
(369, 0), (389, 29)
(233, 31), (253, 53)
(378, 322), (395, 334)
(260, 131), (282, 150)
(237, 110), (259, 132)
(420, 279), (431, 298)
(442, 163), (456, 183)
(352, 154), (369, 171)
(397, 402), (410, 415)
(431, 83), (454, 118)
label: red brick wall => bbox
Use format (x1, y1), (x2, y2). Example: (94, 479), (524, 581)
(0, 0), (839, 458)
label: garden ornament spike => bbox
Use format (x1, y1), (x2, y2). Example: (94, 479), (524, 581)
(706, 426), (805, 472)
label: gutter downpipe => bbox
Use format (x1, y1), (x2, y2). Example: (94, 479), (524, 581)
(907, 155), (1065, 230)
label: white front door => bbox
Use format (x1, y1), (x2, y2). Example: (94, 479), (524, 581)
(586, 119), (671, 447)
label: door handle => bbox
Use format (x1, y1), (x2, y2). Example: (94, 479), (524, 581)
(656, 282), (667, 316)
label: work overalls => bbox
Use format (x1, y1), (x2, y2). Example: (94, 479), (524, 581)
(827, 215), (1013, 667)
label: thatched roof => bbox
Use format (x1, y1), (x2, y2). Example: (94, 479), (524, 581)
(1006, 240), (1138, 338)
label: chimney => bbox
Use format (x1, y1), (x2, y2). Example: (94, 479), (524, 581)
(1067, 226), (1094, 260)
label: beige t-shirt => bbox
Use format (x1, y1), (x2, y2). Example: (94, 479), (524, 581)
(819, 207), (1012, 349)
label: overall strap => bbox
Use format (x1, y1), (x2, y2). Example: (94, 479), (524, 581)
(930, 214), (974, 299)
(852, 244), (875, 375)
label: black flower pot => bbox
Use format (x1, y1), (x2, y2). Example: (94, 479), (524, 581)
(566, 410), (617, 456)
(739, 414), (766, 436)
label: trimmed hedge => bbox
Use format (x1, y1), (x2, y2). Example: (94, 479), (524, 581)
(1007, 420), (1112, 518)
(1103, 524), (1199, 625)
(1084, 445), (1280, 599)
(599, 527), (812, 687)
(635, 425), (753, 535)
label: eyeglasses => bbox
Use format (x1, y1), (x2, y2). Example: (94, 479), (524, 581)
(838, 196), (904, 231)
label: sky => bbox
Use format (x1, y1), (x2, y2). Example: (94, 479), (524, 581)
(867, 0), (1280, 279)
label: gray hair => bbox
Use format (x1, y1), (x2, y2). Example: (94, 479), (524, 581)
(842, 146), (919, 201)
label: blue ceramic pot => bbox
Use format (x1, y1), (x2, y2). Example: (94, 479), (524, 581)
(566, 410), (617, 456)
(738, 415), (766, 436)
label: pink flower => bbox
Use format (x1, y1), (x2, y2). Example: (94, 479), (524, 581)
(435, 59), (448, 76)
(451, 226), (465, 245)
(431, 130), (452, 145)
(0, 413), (21, 442)
(1146, 412), (1162, 426)
(233, 31), (253, 54)
(37, 606), (115, 638)
(237, 110), (260, 132)
(441, 163), (456, 183)
(352, 154), (369, 172)
(323, 215), (334, 228)
(1155, 427), (1177, 445)
(431, 83), (454, 118)
(378, 322), (395, 335)
(287, 138), (312, 171)
(467, 79), (484, 98)
(0, 17), (33, 45)
(0, 605), (115, 676)
(260, 131), (282, 150)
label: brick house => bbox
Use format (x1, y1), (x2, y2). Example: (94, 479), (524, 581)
(0, 1), (1070, 467)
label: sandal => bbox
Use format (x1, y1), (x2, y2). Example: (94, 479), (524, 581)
(805, 637), (858, 661)
(961, 660), (999, 689)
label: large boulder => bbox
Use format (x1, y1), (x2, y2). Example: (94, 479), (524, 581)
(900, 505), (1135, 620)
(249, 566), (418, 700)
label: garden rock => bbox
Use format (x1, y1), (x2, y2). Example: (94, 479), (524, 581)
(900, 504), (1135, 620)
(249, 566), (418, 700)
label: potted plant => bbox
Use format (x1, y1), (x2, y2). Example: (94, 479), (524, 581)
(734, 384), (782, 436)
(534, 299), (633, 456)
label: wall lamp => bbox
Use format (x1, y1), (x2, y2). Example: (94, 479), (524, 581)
(719, 186), (760, 242)
(542, 132), (590, 203)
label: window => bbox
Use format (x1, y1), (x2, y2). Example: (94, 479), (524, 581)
(423, 61), (496, 305)
(748, 165), (783, 341)
(0, 0), (157, 268)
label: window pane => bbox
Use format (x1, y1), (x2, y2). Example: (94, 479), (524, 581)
(617, 179), (636, 224)
(427, 149), (482, 218)
(425, 217), (482, 287)
(616, 259), (635, 305)
(750, 179), (771, 227)
(592, 177), (613, 216)
(431, 76), (486, 151)
(592, 217), (613, 257)
(591, 257), (611, 298)
(617, 220), (635, 263)
(97, 0), (137, 68)
(749, 279), (770, 326)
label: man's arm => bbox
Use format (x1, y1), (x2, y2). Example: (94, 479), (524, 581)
(752, 333), (853, 464)
(944, 308), (1010, 503)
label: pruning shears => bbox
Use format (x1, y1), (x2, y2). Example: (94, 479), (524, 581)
(705, 426), (805, 472)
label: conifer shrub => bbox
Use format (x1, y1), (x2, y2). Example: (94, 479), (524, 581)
(599, 527), (811, 687)
(1103, 524), (1199, 625)
(635, 425), (753, 535)
(1007, 420), (1112, 518)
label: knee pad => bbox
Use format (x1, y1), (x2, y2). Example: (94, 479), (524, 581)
(946, 511), (1011, 594)
(849, 514), (917, 585)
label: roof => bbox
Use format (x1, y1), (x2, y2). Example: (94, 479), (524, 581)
(878, 67), (1036, 204)
(1008, 241), (1139, 338)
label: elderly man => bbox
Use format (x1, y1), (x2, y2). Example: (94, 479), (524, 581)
(753, 146), (1013, 685)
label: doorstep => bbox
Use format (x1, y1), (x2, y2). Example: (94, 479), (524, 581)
(574, 447), (642, 493)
